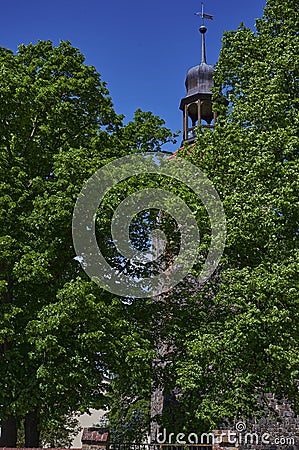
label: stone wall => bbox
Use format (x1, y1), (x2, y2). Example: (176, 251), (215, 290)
(240, 395), (299, 450)
(214, 394), (299, 450)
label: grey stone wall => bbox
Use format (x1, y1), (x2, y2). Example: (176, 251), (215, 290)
(214, 395), (299, 450)
(240, 395), (299, 450)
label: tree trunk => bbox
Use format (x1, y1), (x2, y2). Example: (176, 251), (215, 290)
(0, 280), (17, 448)
(0, 415), (17, 447)
(24, 409), (40, 448)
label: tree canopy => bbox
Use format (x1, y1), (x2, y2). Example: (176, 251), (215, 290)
(171, 0), (299, 431)
(1, 0), (298, 445)
(105, 0), (299, 438)
(0, 39), (176, 447)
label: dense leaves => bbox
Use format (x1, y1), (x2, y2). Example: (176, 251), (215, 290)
(172, 0), (299, 430)
(0, 40), (176, 445)
(1, 0), (298, 443)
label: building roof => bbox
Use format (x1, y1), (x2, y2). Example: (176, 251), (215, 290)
(81, 427), (109, 444)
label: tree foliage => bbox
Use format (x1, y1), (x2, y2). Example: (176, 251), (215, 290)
(73, 0), (299, 438)
(1, 0), (298, 444)
(106, 0), (299, 437)
(0, 39), (176, 446)
(171, 0), (299, 430)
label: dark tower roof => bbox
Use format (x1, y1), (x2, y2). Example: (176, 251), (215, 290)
(184, 25), (214, 99)
(179, 7), (216, 144)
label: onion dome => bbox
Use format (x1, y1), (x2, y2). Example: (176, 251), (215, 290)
(184, 25), (214, 124)
(185, 26), (214, 97)
(179, 7), (217, 142)
(185, 61), (214, 96)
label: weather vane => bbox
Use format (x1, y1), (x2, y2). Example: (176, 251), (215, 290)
(194, 2), (214, 24)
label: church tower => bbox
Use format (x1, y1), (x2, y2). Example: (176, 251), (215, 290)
(179, 5), (216, 144)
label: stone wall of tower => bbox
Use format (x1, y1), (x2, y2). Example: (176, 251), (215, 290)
(241, 395), (299, 450)
(214, 395), (299, 450)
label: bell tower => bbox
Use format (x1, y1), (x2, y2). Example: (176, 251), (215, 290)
(179, 3), (216, 144)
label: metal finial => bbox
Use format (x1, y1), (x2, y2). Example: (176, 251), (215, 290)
(194, 3), (213, 64)
(199, 25), (207, 64)
(194, 2), (214, 23)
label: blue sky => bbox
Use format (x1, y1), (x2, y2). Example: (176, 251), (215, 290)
(1, 0), (265, 151)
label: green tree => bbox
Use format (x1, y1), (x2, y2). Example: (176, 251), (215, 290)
(102, 0), (298, 438)
(16, 414), (81, 449)
(173, 0), (299, 431)
(0, 39), (121, 447)
(0, 40), (176, 446)
(65, 0), (298, 438)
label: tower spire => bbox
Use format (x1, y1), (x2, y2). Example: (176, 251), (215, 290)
(194, 2), (213, 64)
(180, 2), (217, 144)
(200, 25), (207, 64)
